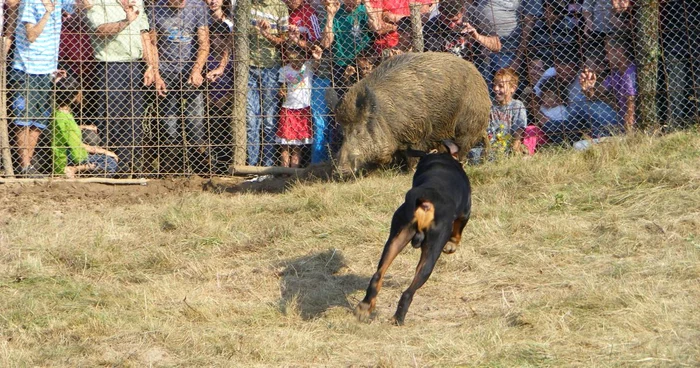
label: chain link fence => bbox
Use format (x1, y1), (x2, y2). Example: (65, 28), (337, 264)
(0, 0), (698, 179)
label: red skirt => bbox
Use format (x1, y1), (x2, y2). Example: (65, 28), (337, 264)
(277, 107), (313, 145)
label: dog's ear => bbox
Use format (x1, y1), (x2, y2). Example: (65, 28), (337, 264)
(442, 140), (460, 158)
(405, 148), (427, 158)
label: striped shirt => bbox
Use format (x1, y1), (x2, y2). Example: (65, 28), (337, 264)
(288, 4), (320, 42)
(13, 0), (74, 74)
(249, 0), (289, 68)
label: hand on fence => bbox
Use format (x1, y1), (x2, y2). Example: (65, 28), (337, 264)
(119, 0), (140, 24)
(323, 0), (339, 17)
(579, 67), (597, 93)
(344, 65), (357, 80)
(155, 75), (167, 96)
(310, 45), (323, 60)
(42, 0), (56, 14)
(76, 0), (93, 11)
(254, 19), (271, 35)
(612, 0), (630, 12)
(206, 67), (225, 82)
(460, 23), (478, 39)
(188, 68), (204, 88)
(52, 69), (67, 83)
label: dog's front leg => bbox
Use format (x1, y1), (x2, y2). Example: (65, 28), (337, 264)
(355, 220), (415, 322)
(392, 229), (450, 325)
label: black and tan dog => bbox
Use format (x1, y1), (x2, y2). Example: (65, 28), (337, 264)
(354, 140), (472, 325)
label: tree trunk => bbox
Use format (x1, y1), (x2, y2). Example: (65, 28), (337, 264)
(231, 0), (251, 166)
(636, 0), (660, 130)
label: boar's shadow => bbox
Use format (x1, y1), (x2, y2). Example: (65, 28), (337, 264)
(276, 249), (367, 320)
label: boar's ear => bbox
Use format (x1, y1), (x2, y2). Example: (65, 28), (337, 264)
(325, 87), (340, 113)
(442, 140), (460, 158)
(356, 85), (377, 116)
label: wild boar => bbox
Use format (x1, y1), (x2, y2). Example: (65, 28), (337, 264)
(334, 51), (491, 175)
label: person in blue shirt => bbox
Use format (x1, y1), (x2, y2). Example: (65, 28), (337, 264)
(10, 0), (76, 176)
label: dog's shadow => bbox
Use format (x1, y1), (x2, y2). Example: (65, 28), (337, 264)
(276, 249), (367, 320)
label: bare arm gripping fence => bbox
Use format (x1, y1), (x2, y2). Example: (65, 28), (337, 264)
(0, 0), (698, 179)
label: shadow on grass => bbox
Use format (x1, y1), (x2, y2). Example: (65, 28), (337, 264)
(202, 163), (337, 195)
(276, 249), (367, 320)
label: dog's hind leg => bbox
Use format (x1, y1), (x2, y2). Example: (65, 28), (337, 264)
(355, 221), (415, 322)
(443, 215), (469, 254)
(392, 229), (451, 325)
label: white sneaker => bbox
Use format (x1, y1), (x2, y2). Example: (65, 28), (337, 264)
(244, 174), (273, 183)
(256, 175), (274, 182)
(573, 140), (592, 151)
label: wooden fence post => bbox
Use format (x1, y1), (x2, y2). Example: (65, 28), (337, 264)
(636, 0), (660, 130)
(409, 3), (423, 53)
(231, 0), (250, 166)
(0, 36), (15, 178)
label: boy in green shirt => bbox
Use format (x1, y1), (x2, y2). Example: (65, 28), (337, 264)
(52, 74), (119, 178)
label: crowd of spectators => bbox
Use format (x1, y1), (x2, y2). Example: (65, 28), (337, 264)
(0, 0), (698, 177)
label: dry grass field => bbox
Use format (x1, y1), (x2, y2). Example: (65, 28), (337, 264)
(1, 131), (699, 367)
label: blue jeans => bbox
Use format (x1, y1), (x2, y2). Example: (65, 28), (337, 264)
(93, 62), (146, 173)
(69, 153), (118, 175)
(542, 101), (621, 143)
(87, 153), (118, 174)
(246, 66), (280, 167)
(311, 77), (332, 164)
(158, 70), (206, 146)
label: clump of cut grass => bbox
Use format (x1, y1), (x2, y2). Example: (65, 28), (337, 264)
(0, 131), (698, 366)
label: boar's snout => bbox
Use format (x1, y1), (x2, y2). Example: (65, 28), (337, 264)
(337, 147), (362, 177)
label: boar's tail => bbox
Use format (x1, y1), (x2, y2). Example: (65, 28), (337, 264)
(407, 190), (435, 248)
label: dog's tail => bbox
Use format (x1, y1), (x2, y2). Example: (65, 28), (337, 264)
(411, 198), (435, 248)
(405, 187), (438, 248)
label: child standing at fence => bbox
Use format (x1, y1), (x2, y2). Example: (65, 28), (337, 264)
(469, 67), (528, 163)
(277, 44), (323, 168)
(51, 74), (118, 178)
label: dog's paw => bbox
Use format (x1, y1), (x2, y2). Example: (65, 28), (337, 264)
(354, 302), (373, 322)
(390, 315), (405, 326)
(443, 241), (459, 254)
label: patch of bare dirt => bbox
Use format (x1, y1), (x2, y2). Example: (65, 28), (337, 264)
(0, 176), (225, 216)
(0, 163), (335, 217)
